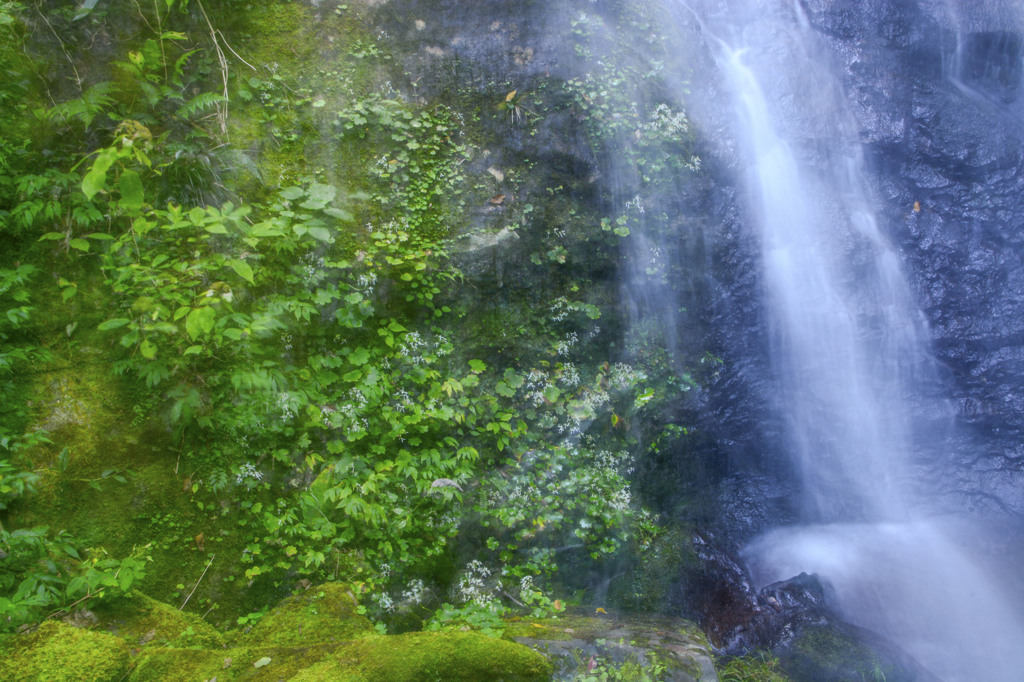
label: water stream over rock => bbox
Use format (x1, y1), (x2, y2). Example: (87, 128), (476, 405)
(663, 0), (1024, 679)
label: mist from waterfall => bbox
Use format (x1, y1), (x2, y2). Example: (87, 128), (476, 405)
(671, 1), (1024, 679)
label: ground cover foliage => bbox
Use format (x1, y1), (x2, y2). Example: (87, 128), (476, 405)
(0, 0), (722, 672)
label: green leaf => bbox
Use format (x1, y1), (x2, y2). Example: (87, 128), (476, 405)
(543, 385), (561, 403)
(280, 186), (304, 201)
(69, 238), (90, 252)
(98, 318), (131, 331)
(118, 169), (144, 209)
(228, 259), (254, 284)
(468, 359), (486, 374)
(139, 339), (157, 359)
(308, 226), (332, 242)
(253, 657), (272, 669)
(300, 183), (337, 210)
(324, 207), (353, 221)
(82, 147), (118, 200)
(495, 381), (515, 398)
(186, 306), (216, 340)
(349, 347), (370, 366)
(39, 232), (65, 241)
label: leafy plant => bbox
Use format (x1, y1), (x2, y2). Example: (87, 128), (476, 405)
(571, 650), (670, 682)
(717, 652), (790, 682)
(0, 525), (150, 631)
(426, 601), (507, 639)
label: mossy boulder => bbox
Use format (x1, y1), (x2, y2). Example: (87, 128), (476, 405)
(776, 623), (940, 682)
(128, 647), (230, 681)
(90, 591), (225, 649)
(506, 611), (716, 682)
(130, 631), (551, 681)
(291, 631), (552, 682)
(0, 621), (131, 682)
(243, 583), (374, 648)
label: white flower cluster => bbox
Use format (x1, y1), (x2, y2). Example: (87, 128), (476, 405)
(356, 272), (377, 293)
(555, 332), (579, 357)
(519, 575), (536, 598)
(372, 592), (395, 613)
(400, 331), (428, 362)
(301, 252), (326, 286)
(319, 406), (335, 428)
(549, 298), (570, 323)
(236, 462), (264, 484)
(608, 486), (632, 512)
(456, 560), (498, 608)
(337, 391), (369, 433)
(559, 362), (580, 388)
(641, 103), (689, 138)
(429, 512), (459, 531)
(393, 388), (412, 413)
(624, 193), (645, 214)
(434, 334), (452, 357)
(276, 391), (296, 421)
(648, 245), (664, 270)
(555, 416), (584, 437)
(577, 387), (610, 413)
(608, 363), (647, 391)
(401, 579), (427, 605)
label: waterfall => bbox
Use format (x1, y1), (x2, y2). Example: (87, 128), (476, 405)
(673, 1), (1024, 679)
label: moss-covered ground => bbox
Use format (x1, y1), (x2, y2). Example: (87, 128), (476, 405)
(0, 584), (552, 681)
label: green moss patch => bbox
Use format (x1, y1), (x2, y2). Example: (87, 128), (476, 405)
(292, 631), (552, 682)
(0, 621), (130, 682)
(243, 583), (374, 648)
(91, 591), (224, 649)
(505, 611), (716, 682)
(128, 647), (229, 681)
(778, 624), (913, 682)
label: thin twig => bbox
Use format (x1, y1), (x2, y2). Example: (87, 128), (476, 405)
(195, 0), (229, 137)
(500, 589), (526, 608)
(180, 554), (215, 610)
(46, 590), (97, 619)
(174, 430), (184, 476)
(33, 1), (83, 91)
(218, 31), (258, 72)
(152, 0), (168, 83)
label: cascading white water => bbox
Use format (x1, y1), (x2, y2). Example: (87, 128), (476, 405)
(676, 1), (1024, 679)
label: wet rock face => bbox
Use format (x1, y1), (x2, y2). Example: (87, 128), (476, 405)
(798, 0), (1024, 515)
(510, 613), (717, 682)
(700, 0), (1024, 523)
(683, 535), (829, 654)
(679, 535), (939, 681)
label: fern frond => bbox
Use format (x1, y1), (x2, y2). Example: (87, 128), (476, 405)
(45, 81), (118, 128)
(176, 92), (226, 120)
